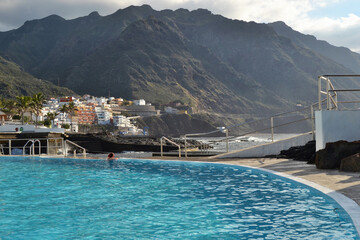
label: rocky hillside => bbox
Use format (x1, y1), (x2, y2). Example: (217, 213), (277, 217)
(136, 114), (220, 137)
(0, 56), (74, 98)
(0, 5), (359, 114)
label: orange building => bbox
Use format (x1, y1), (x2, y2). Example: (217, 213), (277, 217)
(76, 105), (97, 125)
(60, 96), (73, 103)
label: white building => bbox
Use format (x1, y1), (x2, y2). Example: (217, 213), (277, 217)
(95, 107), (111, 125)
(164, 106), (179, 114)
(96, 97), (108, 106)
(113, 115), (131, 128)
(133, 99), (146, 106)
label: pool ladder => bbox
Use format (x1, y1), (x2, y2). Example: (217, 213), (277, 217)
(23, 139), (41, 156)
(0, 144), (3, 155)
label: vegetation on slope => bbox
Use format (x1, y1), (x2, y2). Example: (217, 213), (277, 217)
(0, 56), (74, 99)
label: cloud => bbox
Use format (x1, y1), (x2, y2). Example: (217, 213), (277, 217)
(293, 13), (360, 51)
(1, 0), (360, 52)
(0, 0), (133, 30)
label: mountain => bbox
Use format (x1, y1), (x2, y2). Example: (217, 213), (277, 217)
(269, 21), (360, 73)
(0, 56), (74, 98)
(0, 5), (358, 114)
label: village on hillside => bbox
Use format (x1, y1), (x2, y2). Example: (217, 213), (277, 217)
(0, 94), (193, 135)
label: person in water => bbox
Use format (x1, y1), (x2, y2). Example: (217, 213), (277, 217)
(107, 152), (117, 160)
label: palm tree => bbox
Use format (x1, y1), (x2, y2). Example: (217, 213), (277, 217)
(32, 93), (45, 127)
(59, 104), (68, 125)
(0, 98), (17, 120)
(28, 101), (35, 125)
(16, 96), (32, 125)
(46, 111), (58, 128)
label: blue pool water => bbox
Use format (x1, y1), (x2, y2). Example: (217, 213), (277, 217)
(0, 157), (358, 239)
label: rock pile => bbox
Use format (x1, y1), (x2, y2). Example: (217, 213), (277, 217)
(275, 139), (360, 172)
(316, 140), (360, 171)
(277, 140), (315, 164)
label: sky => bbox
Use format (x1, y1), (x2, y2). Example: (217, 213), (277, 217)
(1, 0), (360, 52)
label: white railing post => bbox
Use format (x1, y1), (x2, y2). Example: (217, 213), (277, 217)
(160, 137), (163, 157)
(335, 94), (338, 110)
(318, 76), (322, 110)
(271, 117), (274, 142)
(9, 140), (11, 155)
(225, 129), (229, 152)
(184, 135), (187, 158)
(311, 105), (315, 140)
(326, 78), (330, 110)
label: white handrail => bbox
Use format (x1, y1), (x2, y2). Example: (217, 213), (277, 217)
(318, 75), (360, 110)
(22, 139), (41, 156)
(65, 140), (86, 158)
(33, 139), (41, 156)
(318, 76), (338, 110)
(160, 136), (181, 157)
(23, 140), (34, 156)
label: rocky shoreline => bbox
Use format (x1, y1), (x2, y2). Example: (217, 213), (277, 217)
(274, 140), (360, 172)
(66, 133), (208, 154)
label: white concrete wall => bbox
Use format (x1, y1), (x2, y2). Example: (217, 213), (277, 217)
(0, 124), (65, 133)
(214, 133), (313, 159)
(315, 110), (360, 151)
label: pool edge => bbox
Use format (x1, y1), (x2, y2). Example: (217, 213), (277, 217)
(217, 162), (360, 237)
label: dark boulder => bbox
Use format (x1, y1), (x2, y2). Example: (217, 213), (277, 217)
(340, 153), (360, 172)
(277, 140), (315, 164)
(315, 140), (360, 169)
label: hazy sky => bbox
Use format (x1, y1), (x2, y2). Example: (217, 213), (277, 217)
(1, 0), (360, 52)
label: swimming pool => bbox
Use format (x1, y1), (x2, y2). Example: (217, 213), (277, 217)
(0, 157), (358, 239)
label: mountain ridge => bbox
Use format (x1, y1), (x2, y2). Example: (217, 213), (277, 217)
(0, 5), (359, 114)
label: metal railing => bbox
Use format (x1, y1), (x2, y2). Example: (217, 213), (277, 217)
(183, 127), (229, 158)
(182, 74), (360, 157)
(64, 140), (86, 158)
(160, 136), (181, 157)
(318, 75), (360, 110)
(182, 103), (317, 158)
(0, 138), (88, 158)
(181, 74), (360, 157)
(0, 138), (65, 156)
